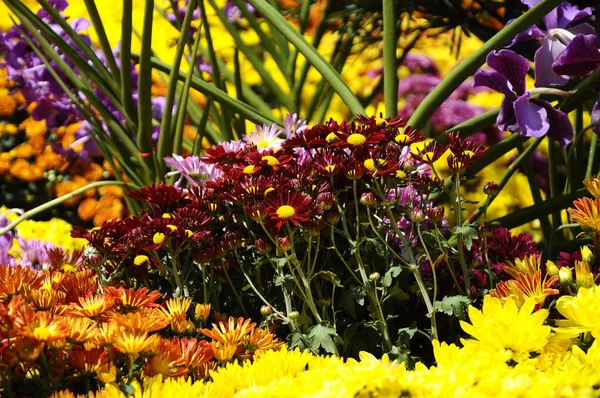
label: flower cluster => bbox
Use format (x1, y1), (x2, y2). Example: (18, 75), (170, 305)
(70, 114), (538, 358)
(0, 261), (283, 397)
(51, 293), (600, 397)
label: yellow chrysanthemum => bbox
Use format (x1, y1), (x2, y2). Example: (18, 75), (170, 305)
(555, 285), (600, 338)
(460, 295), (551, 362)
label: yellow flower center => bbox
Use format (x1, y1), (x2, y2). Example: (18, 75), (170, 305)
(33, 326), (51, 341)
(134, 255), (149, 266)
(243, 165), (255, 174)
(364, 159), (386, 172)
(153, 232), (166, 245)
(257, 140), (270, 149)
(324, 165), (336, 174)
(395, 134), (410, 144)
(347, 133), (367, 146)
(276, 205), (296, 219)
(326, 132), (338, 143)
(262, 156), (280, 166)
(396, 170), (407, 179)
(423, 152), (435, 162)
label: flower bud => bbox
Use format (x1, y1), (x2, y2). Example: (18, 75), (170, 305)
(317, 192), (335, 211)
(427, 207), (444, 224)
(369, 272), (381, 282)
(255, 238), (272, 255)
(581, 246), (594, 264)
(276, 236), (292, 252)
(558, 266), (573, 286)
(478, 224), (493, 239)
(319, 297), (332, 308)
(260, 305), (273, 317)
(483, 182), (500, 196)
(411, 208), (426, 223)
(546, 261), (559, 277)
(325, 210), (340, 224)
(288, 311), (300, 321)
(194, 303), (211, 322)
(360, 192), (377, 206)
(402, 159), (417, 173)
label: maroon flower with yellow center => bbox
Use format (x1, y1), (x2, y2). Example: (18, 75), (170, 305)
(330, 125), (386, 149)
(264, 192), (321, 234)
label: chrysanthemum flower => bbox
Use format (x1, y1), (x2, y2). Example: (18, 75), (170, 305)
(105, 286), (163, 311)
(264, 192), (321, 234)
(583, 176), (600, 198)
(244, 123), (284, 151)
(109, 309), (170, 333)
(112, 330), (160, 355)
(69, 293), (115, 319)
(568, 197), (600, 233)
(555, 285), (600, 338)
(200, 317), (256, 346)
(460, 295), (551, 362)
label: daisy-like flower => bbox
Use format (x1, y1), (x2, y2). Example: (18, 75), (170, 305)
(244, 123), (284, 151)
(490, 271), (559, 310)
(200, 317), (256, 346)
(555, 285), (600, 338)
(14, 310), (70, 343)
(159, 297), (192, 322)
(584, 176), (600, 198)
(109, 309), (170, 333)
(68, 293), (115, 320)
(112, 330), (160, 355)
(105, 286), (163, 312)
(460, 295), (551, 362)
(164, 154), (223, 187)
(331, 125), (386, 149)
(568, 197), (600, 233)
(264, 192), (321, 234)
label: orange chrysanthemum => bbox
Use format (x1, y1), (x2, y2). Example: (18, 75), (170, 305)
(491, 270), (559, 310)
(105, 286), (163, 311)
(159, 297), (192, 322)
(0, 265), (44, 303)
(109, 309), (170, 333)
(200, 317), (256, 346)
(69, 294), (115, 320)
(569, 197), (600, 233)
(112, 330), (160, 355)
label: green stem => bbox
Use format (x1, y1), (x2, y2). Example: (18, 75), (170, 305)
(0, 181), (128, 236)
(382, 0), (398, 118)
(466, 136), (544, 224)
(406, 0), (563, 130)
(245, 0), (365, 115)
(453, 179), (472, 299)
(586, 134), (598, 178)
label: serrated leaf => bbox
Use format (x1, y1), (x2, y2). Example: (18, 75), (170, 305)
(340, 285), (365, 319)
(387, 284), (410, 301)
(382, 266), (402, 288)
(454, 225), (478, 250)
(433, 295), (471, 319)
(364, 237), (386, 257)
(308, 323), (337, 354)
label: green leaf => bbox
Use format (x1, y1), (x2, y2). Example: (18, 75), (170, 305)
(433, 295), (471, 320)
(308, 323), (338, 354)
(120, 383), (135, 395)
(454, 225), (478, 251)
(386, 284), (410, 301)
(339, 285), (365, 319)
(382, 266), (402, 288)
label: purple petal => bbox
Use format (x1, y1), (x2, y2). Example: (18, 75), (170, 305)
(497, 96), (520, 132)
(473, 69), (514, 96)
(507, 20), (545, 47)
(533, 38), (569, 87)
(530, 99), (574, 147)
(553, 34), (600, 77)
(556, 3), (593, 28)
(32, 97), (54, 121)
(513, 93), (549, 138)
(486, 50), (530, 95)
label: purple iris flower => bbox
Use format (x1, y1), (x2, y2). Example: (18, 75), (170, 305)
(509, 0), (595, 87)
(474, 50), (574, 148)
